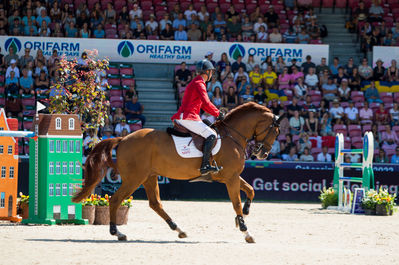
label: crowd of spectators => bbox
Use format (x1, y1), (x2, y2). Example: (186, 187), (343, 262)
(0, 0), (325, 44)
(348, 0), (399, 55)
(175, 51), (399, 164)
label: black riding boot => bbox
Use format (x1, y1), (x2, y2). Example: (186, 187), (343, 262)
(200, 135), (220, 175)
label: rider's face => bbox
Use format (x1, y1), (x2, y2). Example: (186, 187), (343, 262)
(206, 69), (213, 82)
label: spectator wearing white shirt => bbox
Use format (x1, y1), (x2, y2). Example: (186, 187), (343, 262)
(317, 146), (332, 162)
(197, 5), (209, 21)
(129, 4), (142, 19)
(159, 13), (172, 31)
(344, 101), (359, 125)
(359, 101), (374, 124)
(6, 59), (20, 78)
(145, 14), (158, 34)
(304, 67), (318, 89)
(338, 79), (351, 101)
(184, 4), (197, 21)
(329, 99), (344, 124)
(253, 17), (267, 33)
(114, 119), (131, 136)
(294, 77), (308, 100)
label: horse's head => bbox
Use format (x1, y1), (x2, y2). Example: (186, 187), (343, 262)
(251, 113), (285, 160)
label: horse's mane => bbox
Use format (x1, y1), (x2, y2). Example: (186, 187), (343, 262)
(223, 102), (272, 123)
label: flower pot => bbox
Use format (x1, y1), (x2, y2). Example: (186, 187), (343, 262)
(116, 206), (129, 225)
(94, 206), (110, 225)
(376, 204), (392, 216)
(82, 205), (96, 224)
(20, 203), (29, 219)
(364, 208), (376, 215)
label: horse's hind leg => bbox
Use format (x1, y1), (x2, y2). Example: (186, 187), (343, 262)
(226, 176), (255, 243)
(142, 175), (187, 239)
(109, 178), (142, 241)
(239, 176), (254, 216)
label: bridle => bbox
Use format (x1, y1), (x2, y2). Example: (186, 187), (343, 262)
(219, 114), (281, 159)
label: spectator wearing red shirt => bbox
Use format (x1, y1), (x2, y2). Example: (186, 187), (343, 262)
(375, 103), (390, 125)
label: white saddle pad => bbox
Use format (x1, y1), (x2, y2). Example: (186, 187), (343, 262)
(172, 135), (222, 158)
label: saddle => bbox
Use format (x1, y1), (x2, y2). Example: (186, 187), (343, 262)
(166, 120), (217, 151)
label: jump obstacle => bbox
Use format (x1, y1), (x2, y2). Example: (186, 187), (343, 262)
(332, 132), (375, 211)
(0, 109), (87, 224)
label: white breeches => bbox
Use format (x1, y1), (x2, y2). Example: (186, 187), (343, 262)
(175, 117), (217, 139)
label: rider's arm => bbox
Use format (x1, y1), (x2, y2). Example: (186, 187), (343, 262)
(197, 82), (220, 117)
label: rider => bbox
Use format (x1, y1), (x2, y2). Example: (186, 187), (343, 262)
(171, 59), (224, 175)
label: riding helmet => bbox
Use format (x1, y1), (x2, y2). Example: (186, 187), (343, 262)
(196, 59), (215, 74)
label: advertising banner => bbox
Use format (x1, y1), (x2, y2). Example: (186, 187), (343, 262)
(373, 46), (399, 67)
(1, 36), (329, 65)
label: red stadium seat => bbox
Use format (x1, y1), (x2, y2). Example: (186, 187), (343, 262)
(351, 137), (363, 149)
(362, 124), (372, 133)
(333, 124), (347, 136)
(108, 78), (121, 86)
(393, 126), (399, 135)
(110, 90), (122, 97)
(370, 102), (380, 112)
(121, 78), (135, 87)
(348, 125), (362, 137)
(378, 125), (387, 133)
(380, 92), (393, 104)
(107, 67), (119, 75)
(129, 122), (143, 132)
(120, 68), (133, 75)
(322, 0), (333, 7)
(335, 0), (347, 8)
(351, 91), (365, 102)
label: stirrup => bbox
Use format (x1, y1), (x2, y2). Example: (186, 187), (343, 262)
(199, 160), (223, 175)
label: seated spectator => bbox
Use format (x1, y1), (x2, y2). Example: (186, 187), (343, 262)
(145, 14), (158, 35)
(282, 146), (299, 161)
(317, 146), (332, 162)
(222, 74), (237, 94)
(262, 65), (277, 89)
(381, 124), (398, 150)
(207, 74), (222, 97)
(217, 52), (231, 73)
(256, 25), (268, 42)
(387, 59), (399, 82)
(287, 97), (303, 118)
(390, 102), (399, 126)
(297, 27), (310, 44)
(231, 55), (246, 73)
(330, 99), (344, 124)
(373, 59), (385, 81)
(187, 23), (201, 41)
(365, 81), (382, 103)
(160, 23), (174, 40)
(349, 67), (361, 91)
(130, 16), (143, 31)
(278, 67), (291, 90)
(5, 96), (22, 118)
(319, 69), (330, 86)
(344, 58), (356, 76)
(283, 27), (297, 44)
(197, 5), (209, 21)
(35, 70), (50, 93)
(5, 71), (19, 95)
(358, 58), (373, 81)
(19, 69), (34, 95)
(368, 1), (384, 23)
(391, 147), (399, 164)
(227, 16), (241, 38)
(344, 101), (359, 125)
(174, 24), (188, 41)
(253, 17), (267, 33)
(6, 59), (20, 78)
(316, 57), (329, 76)
(236, 75), (250, 95)
(298, 132), (312, 154)
(93, 24), (105, 38)
(175, 62), (191, 98)
(274, 56), (286, 75)
(329, 57), (341, 76)
(301, 55), (316, 75)
(334, 67), (348, 86)
(125, 95), (145, 126)
(269, 27), (282, 43)
(300, 147), (314, 162)
(290, 66), (304, 83)
(241, 16), (253, 39)
(173, 12), (186, 30)
(159, 13), (172, 31)
(4, 47), (19, 67)
(289, 110), (305, 135)
(280, 133), (295, 154)
(320, 113), (333, 136)
(65, 21), (78, 37)
(125, 84), (138, 102)
(114, 118), (130, 136)
(19, 48), (34, 68)
(212, 86), (223, 108)
(305, 111), (318, 135)
(213, 13), (226, 37)
(239, 85), (254, 104)
(359, 102), (374, 124)
(294, 77), (308, 99)
(253, 86), (267, 105)
(270, 98), (283, 116)
(224, 86), (238, 110)
(102, 127), (114, 140)
(129, 4), (142, 20)
(221, 64), (233, 82)
(38, 21), (51, 36)
(338, 79), (350, 101)
(249, 64), (263, 87)
(322, 77), (337, 101)
(304, 67), (318, 90)
(268, 139), (281, 160)
(375, 103), (389, 125)
(113, 108), (126, 125)
(34, 60), (48, 77)
(83, 128), (99, 156)
(375, 149), (389, 163)
(261, 56), (274, 73)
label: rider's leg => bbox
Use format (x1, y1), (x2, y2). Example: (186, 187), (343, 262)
(175, 119), (220, 175)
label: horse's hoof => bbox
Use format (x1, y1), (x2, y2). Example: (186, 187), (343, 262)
(118, 234), (127, 241)
(245, 235), (255, 243)
(178, 232), (187, 238)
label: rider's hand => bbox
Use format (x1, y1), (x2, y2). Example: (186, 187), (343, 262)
(217, 111), (225, 121)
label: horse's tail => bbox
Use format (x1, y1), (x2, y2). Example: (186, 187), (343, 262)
(72, 137), (122, 203)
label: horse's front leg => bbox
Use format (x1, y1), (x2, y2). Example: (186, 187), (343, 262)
(239, 176), (254, 216)
(226, 176), (255, 243)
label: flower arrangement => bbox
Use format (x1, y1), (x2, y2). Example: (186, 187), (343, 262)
(82, 194), (98, 206)
(19, 192), (29, 204)
(362, 189), (378, 210)
(375, 188), (396, 215)
(319, 187), (338, 209)
(362, 188), (396, 215)
(97, 194), (110, 207)
(121, 196), (133, 208)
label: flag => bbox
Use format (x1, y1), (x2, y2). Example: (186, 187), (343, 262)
(36, 101), (46, 112)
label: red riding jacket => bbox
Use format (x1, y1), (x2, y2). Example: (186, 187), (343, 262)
(171, 75), (220, 121)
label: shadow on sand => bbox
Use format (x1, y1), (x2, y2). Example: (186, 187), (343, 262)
(26, 238), (229, 244)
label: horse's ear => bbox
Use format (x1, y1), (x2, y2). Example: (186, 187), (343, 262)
(276, 113), (286, 124)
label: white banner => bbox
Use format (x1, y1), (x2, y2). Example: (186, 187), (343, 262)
(1, 36), (329, 65)
(373, 46), (399, 67)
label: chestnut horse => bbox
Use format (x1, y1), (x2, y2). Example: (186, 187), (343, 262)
(73, 102), (282, 243)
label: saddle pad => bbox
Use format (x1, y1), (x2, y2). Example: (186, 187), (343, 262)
(172, 135), (221, 158)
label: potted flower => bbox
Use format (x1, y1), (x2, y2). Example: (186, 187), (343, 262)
(19, 192), (29, 219)
(375, 188), (396, 216)
(362, 189), (377, 215)
(82, 194), (97, 224)
(94, 194), (110, 225)
(116, 196), (133, 225)
(319, 187), (338, 209)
